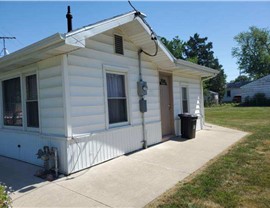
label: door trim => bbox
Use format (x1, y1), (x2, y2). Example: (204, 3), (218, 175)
(159, 72), (175, 137)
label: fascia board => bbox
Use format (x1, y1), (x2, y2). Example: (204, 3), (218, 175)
(176, 59), (220, 77)
(0, 33), (65, 69)
(65, 12), (137, 47)
(135, 17), (176, 63)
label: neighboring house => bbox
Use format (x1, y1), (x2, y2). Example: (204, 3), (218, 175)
(0, 11), (218, 174)
(205, 91), (219, 105)
(223, 81), (250, 103)
(241, 74), (270, 102)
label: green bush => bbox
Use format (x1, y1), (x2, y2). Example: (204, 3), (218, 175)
(0, 183), (12, 208)
(243, 93), (270, 106)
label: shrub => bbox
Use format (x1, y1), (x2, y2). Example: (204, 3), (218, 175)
(243, 93), (270, 106)
(0, 183), (12, 208)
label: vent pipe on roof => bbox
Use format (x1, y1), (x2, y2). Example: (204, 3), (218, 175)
(66, 6), (73, 32)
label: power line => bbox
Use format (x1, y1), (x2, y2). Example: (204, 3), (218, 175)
(0, 36), (16, 56)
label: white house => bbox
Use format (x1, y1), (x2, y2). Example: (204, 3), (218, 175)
(0, 11), (218, 174)
(223, 81), (250, 103)
(241, 74), (270, 101)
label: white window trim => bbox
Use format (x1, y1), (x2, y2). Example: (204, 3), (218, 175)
(1, 75), (23, 130)
(0, 72), (40, 132)
(103, 65), (130, 129)
(180, 84), (190, 113)
(24, 72), (40, 132)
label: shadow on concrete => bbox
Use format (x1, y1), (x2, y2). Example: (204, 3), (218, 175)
(170, 136), (193, 142)
(0, 156), (45, 192)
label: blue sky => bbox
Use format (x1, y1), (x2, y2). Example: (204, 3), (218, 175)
(0, 1), (269, 82)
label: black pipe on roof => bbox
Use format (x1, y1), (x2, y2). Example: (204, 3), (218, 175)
(66, 6), (73, 32)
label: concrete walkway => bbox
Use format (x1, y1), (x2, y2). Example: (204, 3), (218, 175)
(0, 124), (248, 207)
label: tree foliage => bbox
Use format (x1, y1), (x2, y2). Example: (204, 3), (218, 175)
(160, 36), (184, 59)
(185, 34), (226, 101)
(162, 33), (226, 102)
(232, 26), (270, 80)
(232, 75), (251, 83)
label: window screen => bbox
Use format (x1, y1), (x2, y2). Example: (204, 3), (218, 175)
(106, 73), (127, 124)
(182, 87), (188, 113)
(2, 77), (22, 126)
(26, 75), (39, 128)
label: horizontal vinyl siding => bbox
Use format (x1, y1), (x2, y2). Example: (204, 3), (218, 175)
(68, 29), (159, 135)
(241, 75), (270, 101)
(67, 122), (161, 174)
(0, 130), (68, 173)
(173, 74), (202, 134)
(64, 29), (162, 173)
(38, 56), (65, 136)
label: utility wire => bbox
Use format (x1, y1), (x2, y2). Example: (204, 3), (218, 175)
(127, 0), (158, 57)
(128, 0), (138, 12)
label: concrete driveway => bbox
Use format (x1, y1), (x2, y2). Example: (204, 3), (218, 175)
(0, 124), (248, 207)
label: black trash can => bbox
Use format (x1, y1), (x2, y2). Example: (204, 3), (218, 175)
(178, 113), (198, 139)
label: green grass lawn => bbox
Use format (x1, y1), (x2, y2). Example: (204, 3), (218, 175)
(147, 105), (270, 208)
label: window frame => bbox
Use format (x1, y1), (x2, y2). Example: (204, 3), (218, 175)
(1, 72), (40, 132)
(181, 85), (190, 113)
(104, 67), (130, 129)
(24, 73), (40, 131)
(2, 76), (23, 129)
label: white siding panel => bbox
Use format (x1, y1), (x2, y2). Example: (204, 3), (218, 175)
(70, 96), (104, 107)
(67, 122), (161, 174)
(41, 107), (64, 118)
(70, 86), (103, 97)
(0, 131), (68, 174)
(39, 86), (62, 99)
(38, 57), (65, 136)
(68, 29), (159, 135)
(173, 74), (203, 135)
(71, 106), (104, 117)
(241, 75), (270, 101)
(65, 30), (162, 173)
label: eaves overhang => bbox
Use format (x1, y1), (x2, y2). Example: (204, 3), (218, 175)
(174, 59), (220, 78)
(0, 33), (82, 72)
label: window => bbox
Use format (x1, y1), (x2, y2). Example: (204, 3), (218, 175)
(182, 87), (189, 113)
(2, 77), (22, 126)
(114, 35), (124, 55)
(26, 75), (39, 128)
(2, 74), (39, 128)
(227, 90), (231, 97)
(106, 72), (127, 125)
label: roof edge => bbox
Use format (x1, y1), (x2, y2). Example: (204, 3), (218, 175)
(0, 33), (64, 63)
(175, 59), (220, 77)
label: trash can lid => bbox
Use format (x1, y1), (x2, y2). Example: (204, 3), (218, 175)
(178, 113), (198, 118)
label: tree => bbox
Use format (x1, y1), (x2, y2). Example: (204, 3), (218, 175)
(231, 75), (251, 83)
(160, 36), (184, 59)
(185, 34), (227, 101)
(232, 26), (270, 80)
(161, 34), (227, 102)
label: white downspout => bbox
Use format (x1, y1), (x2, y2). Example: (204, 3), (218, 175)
(200, 74), (218, 128)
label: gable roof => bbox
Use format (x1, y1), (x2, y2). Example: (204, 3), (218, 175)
(241, 74), (270, 89)
(226, 81), (250, 89)
(0, 10), (218, 78)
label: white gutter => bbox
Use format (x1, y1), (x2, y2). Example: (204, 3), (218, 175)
(176, 59), (219, 77)
(0, 33), (64, 62)
(0, 33), (66, 70)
